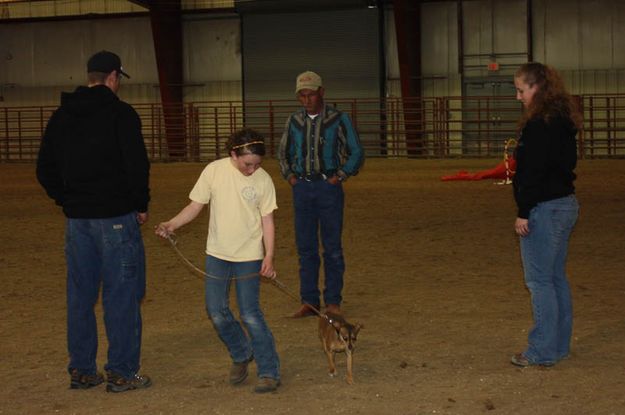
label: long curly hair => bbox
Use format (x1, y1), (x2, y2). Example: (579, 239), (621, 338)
(515, 62), (582, 131)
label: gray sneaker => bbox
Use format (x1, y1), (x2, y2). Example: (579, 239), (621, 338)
(106, 371), (152, 393)
(229, 357), (253, 385)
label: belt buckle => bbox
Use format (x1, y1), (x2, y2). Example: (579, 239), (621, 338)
(302, 173), (327, 182)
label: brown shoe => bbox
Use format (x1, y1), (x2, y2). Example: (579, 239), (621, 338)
(105, 372), (152, 393)
(510, 353), (555, 368)
(325, 304), (341, 315)
(291, 304), (318, 318)
(229, 356), (253, 385)
(70, 369), (104, 390)
(254, 377), (280, 393)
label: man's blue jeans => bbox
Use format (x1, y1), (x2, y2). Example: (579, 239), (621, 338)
(65, 212), (146, 378)
(520, 195), (579, 365)
(292, 179), (345, 307)
(204, 255), (280, 380)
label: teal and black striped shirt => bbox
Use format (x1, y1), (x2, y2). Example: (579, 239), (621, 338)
(278, 105), (364, 181)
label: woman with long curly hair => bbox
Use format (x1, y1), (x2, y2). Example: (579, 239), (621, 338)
(510, 62), (581, 367)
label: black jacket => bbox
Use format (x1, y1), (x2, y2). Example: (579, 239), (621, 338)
(36, 85), (150, 218)
(513, 116), (577, 219)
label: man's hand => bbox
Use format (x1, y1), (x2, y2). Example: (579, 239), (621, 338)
(515, 217), (529, 237)
(137, 212), (148, 225)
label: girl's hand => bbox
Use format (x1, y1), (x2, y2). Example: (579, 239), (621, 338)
(155, 222), (175, 239)
(260, 257), (276, 280)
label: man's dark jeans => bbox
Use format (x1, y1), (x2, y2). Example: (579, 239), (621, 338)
(65, 212), (145, 379)
(292, 179), (345, 306)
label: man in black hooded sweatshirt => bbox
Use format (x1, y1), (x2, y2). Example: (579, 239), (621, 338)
(37, 50), (151, 393)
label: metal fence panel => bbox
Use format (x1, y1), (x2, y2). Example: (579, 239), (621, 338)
(2, 95), (624, 163)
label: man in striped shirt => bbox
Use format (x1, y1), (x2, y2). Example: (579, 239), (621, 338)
(278, 71), (364, 318)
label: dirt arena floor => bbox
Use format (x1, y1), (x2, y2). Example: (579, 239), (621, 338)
(2, 158), (625, 415)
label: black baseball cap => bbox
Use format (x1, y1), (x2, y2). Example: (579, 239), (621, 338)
(87, 50), (130, 78)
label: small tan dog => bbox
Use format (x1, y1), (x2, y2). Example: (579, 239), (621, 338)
(318, 311), (363, 385)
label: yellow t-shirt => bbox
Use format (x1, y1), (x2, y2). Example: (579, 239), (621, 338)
(189, 157), (277, 262)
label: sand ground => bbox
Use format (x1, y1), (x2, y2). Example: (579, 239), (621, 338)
(1, 159), (624, 415)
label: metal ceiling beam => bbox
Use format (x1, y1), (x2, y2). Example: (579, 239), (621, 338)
(148, 0), (186, 160)
(393, 0), (423, 155)
(126, 0), (149, 9)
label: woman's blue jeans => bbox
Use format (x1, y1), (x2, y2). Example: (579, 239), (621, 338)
(65, 212), (146, 378)
(204, 255), (280, 380)
(520, 195), (579, 364)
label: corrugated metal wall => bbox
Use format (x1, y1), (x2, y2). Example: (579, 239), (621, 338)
(0, 0), (234, 19)
(0, 0), (145, 19)
(1, 0), (625, 108)
(241, 7), (381, 102)
(183, 14), (242, 102)
(0, 16), (159, 105)
(0, 14), (243, 106)
(532, 0), (625, 94)
(533, 0), (625, 70)
(416, 0), (625, 96)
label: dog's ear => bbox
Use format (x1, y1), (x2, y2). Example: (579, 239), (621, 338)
(353, 323), (363, 336)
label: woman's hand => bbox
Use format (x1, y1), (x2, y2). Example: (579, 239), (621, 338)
(515, 217), (530, 237)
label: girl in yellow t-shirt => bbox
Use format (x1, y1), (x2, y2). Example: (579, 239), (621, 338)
(155, 128), (280, 393)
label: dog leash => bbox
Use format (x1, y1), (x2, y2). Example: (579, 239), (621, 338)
(267, 277), (327, 319)
(164, 233), (328, 320)
(270, 277), (346, 347)
(165, 233), (258, 281)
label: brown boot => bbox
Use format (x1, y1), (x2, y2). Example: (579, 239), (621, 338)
(254, 377), (280, 393)
(291, 304), (318, 318)
(229, 357), (253, 385)
(325, 304), (341, 315)
(105, 372), (152, 393)
(70, 369), (104, 390)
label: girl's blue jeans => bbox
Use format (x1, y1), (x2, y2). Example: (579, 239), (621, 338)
(204, 255), (280, 380)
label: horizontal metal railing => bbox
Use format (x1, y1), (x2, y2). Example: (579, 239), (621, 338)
(1, 94), (624, 162)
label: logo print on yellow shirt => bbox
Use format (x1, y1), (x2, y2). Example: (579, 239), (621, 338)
(242, 186), (256, 201)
